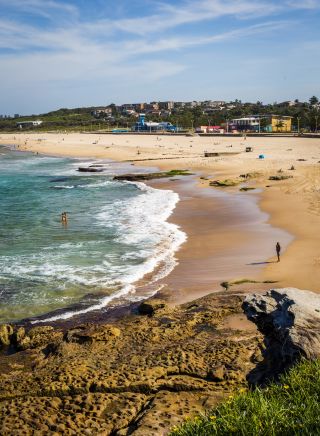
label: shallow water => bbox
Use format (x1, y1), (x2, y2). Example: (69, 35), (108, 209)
(0, 146), (185, 323)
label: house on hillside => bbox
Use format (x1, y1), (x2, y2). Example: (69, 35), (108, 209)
(16, 120), (43, 128)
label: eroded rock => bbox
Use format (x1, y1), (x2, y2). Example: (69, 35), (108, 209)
(243, 288), (320, 361)
(138, 299), (168, 316)
(0, 325), (14, 348)
(0, 292), (263, 435)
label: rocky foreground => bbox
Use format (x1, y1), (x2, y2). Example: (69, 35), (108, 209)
(0, 292), (263, 435)
(1, 287), (318, 435)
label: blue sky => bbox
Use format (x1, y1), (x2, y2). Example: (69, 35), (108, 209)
(1, 0), (320, 115)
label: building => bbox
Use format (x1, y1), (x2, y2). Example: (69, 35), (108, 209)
(132, 103), (145, 112)
(203, 100), (225, 108)
(230, 116), (260, 131)
(16, 120), (43, 128)
(145, 102), (159, 112)
(196, 125), (224, 133)
(174, 102), (186, 108)
(230, 115), (292, 132)
(158, 101), (174, 110)
(122, 109), (137, 117)
(92, 108), (112, 117)
(268, 115), (292, 132)
(185, 101), (201, 108)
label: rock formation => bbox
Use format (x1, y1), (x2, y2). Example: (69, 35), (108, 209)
(0, 292), (262, 435)
(243, 288), (320, 361)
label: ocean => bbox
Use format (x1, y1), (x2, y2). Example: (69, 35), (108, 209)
(0, 145), (186, 323)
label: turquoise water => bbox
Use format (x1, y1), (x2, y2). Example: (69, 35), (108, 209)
(0, 146), (185, 323)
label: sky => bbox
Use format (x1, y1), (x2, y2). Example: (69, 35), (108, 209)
(1, 0), (320, 115)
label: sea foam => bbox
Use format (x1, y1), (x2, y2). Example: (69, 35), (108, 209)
(31, 181), (186, 323)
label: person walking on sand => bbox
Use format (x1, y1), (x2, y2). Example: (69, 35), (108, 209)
(276, 242), (281, 262)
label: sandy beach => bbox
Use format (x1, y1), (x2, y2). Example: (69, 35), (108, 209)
(1, 131), (320, 304)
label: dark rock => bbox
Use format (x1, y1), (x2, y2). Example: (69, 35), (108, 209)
(138, 299), (168, 316)
(78, 167), (104, 172)
(268, 175), (293, 181)
(12, 327), (26, 347)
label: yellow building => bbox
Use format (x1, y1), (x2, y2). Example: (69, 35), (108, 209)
(268, 115), (292, 132)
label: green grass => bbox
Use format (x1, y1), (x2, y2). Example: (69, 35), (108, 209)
(209, 179), (240, 187)
(170, 359), (320, 435)
(269, 175), (293, 181)
(220, 279), (278, 289)
(166, 170), (192, 176)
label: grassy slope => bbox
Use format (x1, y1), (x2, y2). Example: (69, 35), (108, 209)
(170, 359), (320, 435)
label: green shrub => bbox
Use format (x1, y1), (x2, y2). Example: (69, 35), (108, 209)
(170, 359), (320, 435)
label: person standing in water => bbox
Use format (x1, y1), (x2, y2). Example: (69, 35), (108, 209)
(61, 212), (68, 225)
(276, 242), (281, 262)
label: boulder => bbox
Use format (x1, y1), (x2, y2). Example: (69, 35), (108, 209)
(65, 324), (121, 344)
(243, 288), (320, 361)
(138, 299), (168, 316)
(17, 326), (63, 350)
(0, 324), (14, 347)
(208, 365), (225, 382)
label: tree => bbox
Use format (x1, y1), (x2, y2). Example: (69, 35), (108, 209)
(275, 119), (285, 132)
(309, 96), (318, 106)
(259, 117), (269, 132)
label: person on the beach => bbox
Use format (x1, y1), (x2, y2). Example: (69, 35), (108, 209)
(61, 212), (68, 225)
(276, 242), (281, 262)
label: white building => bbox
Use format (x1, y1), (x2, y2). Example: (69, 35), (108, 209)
(231, 117), (260, 128)
(16, 120), (43, 128)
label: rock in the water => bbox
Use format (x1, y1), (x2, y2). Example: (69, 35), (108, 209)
(78, 167), (104, 173)
(243, 288), (320, 361)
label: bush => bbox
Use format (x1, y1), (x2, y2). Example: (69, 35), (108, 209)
(170, 359), (320, 435)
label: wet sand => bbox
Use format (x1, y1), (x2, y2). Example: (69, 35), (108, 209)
(148, 177), (292, 304)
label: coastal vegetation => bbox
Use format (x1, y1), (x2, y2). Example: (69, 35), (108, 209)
(220, 279), (278, 290)
(269, 175), (294, 181)
(113, 169), (192, 181)
(170, 358), (320, 436)
(209, 179), (240, 187)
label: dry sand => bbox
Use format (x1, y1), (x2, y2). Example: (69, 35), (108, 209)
(1, 132), (319, 302)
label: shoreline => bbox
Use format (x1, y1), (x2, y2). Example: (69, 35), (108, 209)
(147, 176), (293, 305)
(0, 132), (319, 324)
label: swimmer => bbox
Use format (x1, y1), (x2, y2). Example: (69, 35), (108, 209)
(61, 212), (68, 225)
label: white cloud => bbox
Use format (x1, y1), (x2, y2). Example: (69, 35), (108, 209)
(286, 0), (320, 9)
(93, 0), (280, 36)
(123, 20), (292, 55)
(0, 0), (78, 19)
